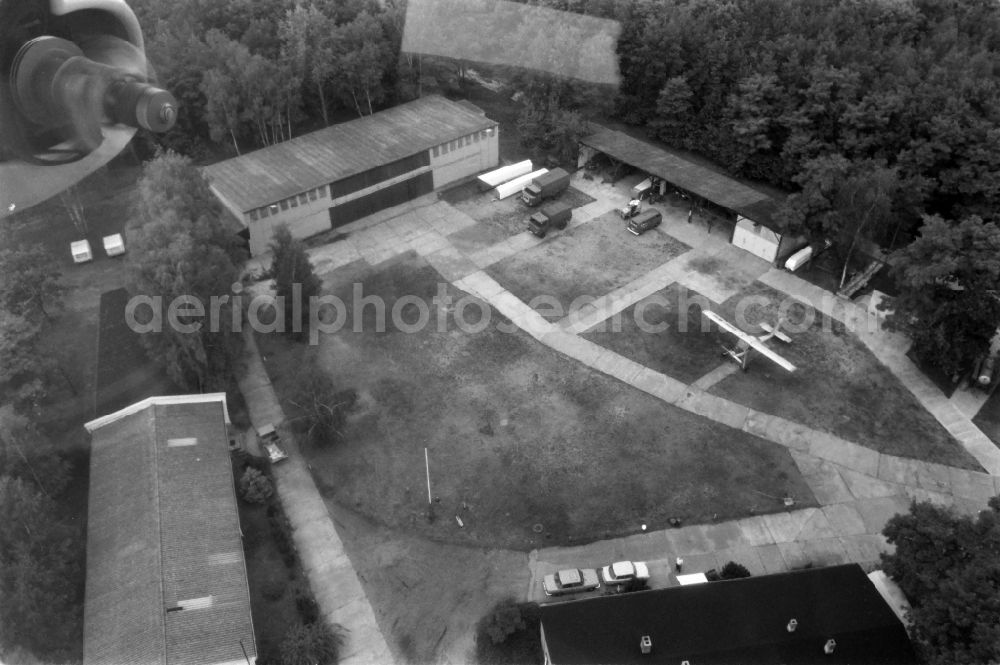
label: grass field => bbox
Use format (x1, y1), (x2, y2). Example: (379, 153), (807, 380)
(257, 253), (816, 551)
(485, 212), (690, 321)
(587, 279), (979, 470)
(583, 282), (730, 384)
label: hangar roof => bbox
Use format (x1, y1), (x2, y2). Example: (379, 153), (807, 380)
(203, 95), (496, 212)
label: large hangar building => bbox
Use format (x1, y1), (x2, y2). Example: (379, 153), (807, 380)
(204, 95), (499, 256)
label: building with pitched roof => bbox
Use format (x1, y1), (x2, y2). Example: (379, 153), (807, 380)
(539, 563), (917, 665)
(82, 394), (256, 665)
(203, 95), (499, 256)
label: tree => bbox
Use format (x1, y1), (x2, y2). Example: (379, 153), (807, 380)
(648, 76), (694, 147)
(0, 476), (81, 659)
(331, 12), (391, 116)
(719, 561), (752, 580)
(279, 622), (345, 665)
(239, 467), (274, 504)
(481, 599), (525, 645)
(881, 497), (1000, 665)
(777, 155), (901, 289)
(886, 215), (1000, 377)
(279, 3), (338, 125)
(269, 225), (323, 339)
(0, 245), (65, 322)
(0, 413), (71, 501)
(287, 364), (353, 447)
(0, 315), (53, 416)
(126, 151), (246, 391)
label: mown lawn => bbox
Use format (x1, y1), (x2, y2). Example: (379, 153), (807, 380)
(587, 279), (980, 470)
(485, 212), (690, 321)
(257, 253), (816, 551)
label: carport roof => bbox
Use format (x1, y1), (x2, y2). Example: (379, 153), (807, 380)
(202, 95), (496, 212)
(581, 125), (784, 229)
(540, 563), (918, 665)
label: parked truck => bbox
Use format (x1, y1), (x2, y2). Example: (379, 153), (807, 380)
(528, 201), (573, 238)
(521, 168), (570, 206)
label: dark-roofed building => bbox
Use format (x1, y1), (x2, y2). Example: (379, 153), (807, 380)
(83, 394), (256, 665)
(539, 564), (918, 665)
(204, 95), (499, 255)
(579, 125), (799, 265)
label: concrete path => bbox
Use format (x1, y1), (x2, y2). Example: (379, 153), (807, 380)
(757, 268), (1000, 474)
(237, 332), (393, 665)
(242, 170), (1000, 662)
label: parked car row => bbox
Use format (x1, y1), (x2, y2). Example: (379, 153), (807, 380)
(543, 560), (650, 596)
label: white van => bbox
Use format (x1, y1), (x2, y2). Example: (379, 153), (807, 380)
(70, 239), (93, 263)
(103, 233), (125, 257)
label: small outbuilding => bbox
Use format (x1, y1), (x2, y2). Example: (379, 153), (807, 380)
(204, 95), (499, 256)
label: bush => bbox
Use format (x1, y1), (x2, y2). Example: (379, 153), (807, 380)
(262, 579), (286, 602)
(719, 561), (752, 580)
(239, 467), (274, 504)
(475, 601), (542, 665)
(295, 591), (320, 625)
(279, 622), (345, 665)
(481, 599), (525, 645)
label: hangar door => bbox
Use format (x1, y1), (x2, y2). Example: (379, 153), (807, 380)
(328, 171), (434, 229)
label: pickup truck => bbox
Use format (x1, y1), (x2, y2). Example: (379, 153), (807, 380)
(257, 424), (288, 463)
(521, 168), (570, 206)
(528, 201), (573, 238)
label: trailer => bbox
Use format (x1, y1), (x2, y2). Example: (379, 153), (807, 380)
(477, 160), (533, 192)
(521, 168), (571, 206)
(494, 168), (548, 200)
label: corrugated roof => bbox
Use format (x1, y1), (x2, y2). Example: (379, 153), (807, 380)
(84, 398), (256, 665)
(203, 95), (496, 211)
(540, 564), (918, 665)
(581, 125), (784, 228)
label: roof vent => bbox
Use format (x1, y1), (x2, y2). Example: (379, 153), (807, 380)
(639, 635), (652, 655)
(787, 618), (798, 633)
(167, 437), (197, 447)
(824, 639), (837, 655)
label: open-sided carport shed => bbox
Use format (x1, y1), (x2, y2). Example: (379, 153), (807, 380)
(579, 125), (799, 264)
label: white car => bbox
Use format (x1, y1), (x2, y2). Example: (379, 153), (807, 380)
(542, 568), (601, 596)
(600, 560), (650, 586)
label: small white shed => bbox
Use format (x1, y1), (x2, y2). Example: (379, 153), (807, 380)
(732, 215), (783, 263)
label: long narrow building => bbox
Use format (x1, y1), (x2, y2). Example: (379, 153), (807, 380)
(83, 394), (256, 665)
(204, 95), (500, 256)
